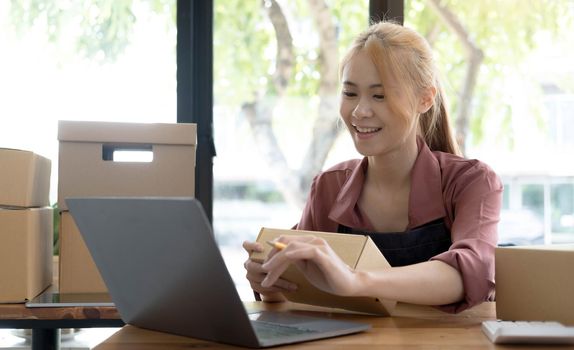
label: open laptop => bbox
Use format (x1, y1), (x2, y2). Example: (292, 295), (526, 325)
(66, 197), (370, 348)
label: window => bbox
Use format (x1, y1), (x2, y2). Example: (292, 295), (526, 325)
(213, 0), (369, 299)
(0, 1), (177, 201)
(404, 0), (574, 245)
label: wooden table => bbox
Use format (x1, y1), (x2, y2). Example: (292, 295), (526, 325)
(0, 302), (123, 350)
(94, 301), (571, 349)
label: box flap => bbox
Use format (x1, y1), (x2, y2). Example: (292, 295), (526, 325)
(0, 148), (34, 154)
(58, 120), (197, 145)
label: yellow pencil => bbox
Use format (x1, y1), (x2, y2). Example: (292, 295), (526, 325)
(266, 240), (287, 250)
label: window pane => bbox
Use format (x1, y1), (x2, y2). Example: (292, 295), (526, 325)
(551, 183), (574, 234)
(405, 0), (574, 244)
(0, 1), (177, 203)
(502, 183), (510, 210)
(213, 0), (369, 299)
(522, 184), (545, 219)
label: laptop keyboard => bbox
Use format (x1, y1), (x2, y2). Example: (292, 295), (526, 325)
(252, 320), (318, 339)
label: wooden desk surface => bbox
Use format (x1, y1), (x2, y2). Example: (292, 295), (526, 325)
(95, 301), (571, 350)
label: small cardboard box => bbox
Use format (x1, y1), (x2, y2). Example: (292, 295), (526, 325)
(0, 207), (53, 303)
(59, 211), (107, 293)
(0, 148), (51, 208)
(250, 228), (396, 315)
(496, 244), (574, 325)
(57, 121), (196, 210)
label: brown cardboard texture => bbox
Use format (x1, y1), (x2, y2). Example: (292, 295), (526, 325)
(250, 228), (396, 315)
(59, 211), (107, 293)
(496, 244), (574, 325)
(0, 207), (53, 303)
(58, 120), (196, 210)
(0, 148), (51, 208)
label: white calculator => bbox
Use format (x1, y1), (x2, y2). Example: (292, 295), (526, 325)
(482, 320), (574, 344)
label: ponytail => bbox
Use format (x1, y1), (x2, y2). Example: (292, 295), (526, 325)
(419, 82), (461, 156)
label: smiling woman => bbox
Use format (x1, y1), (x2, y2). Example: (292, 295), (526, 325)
(244, 21), (503, 313)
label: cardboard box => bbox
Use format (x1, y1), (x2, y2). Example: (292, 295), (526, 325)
(0, 148), (51, 208)
(0, 207), (53, 303)
(250, 228), (396, 315)
(57, 121), (196, 210)
(59, 211), (107, 293)
(496, 244), (574, 325)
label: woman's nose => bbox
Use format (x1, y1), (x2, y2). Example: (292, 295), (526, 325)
(352, 98), (374, 119)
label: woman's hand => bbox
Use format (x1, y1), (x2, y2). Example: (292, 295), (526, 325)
(242, 240), (297, 302)
(260, 235), (364, 297)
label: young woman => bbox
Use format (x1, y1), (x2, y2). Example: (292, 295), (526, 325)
(243, 21), (502, 313)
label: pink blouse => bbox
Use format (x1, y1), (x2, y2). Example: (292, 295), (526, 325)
(295, 139), (503, 313)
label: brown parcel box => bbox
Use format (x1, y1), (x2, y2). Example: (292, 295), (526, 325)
(496, 244), (574, 325)
(0, 148), (51, 208)
(57, 121), (196, 211)
(59, 211), (107, 293)
(250, 228), (396, 315)
(0, 207), (53, 303)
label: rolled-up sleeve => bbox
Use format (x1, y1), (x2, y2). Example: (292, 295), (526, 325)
(431, 163), (503, 313)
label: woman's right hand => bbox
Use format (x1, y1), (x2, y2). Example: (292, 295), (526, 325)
(242, 240), (297, 302)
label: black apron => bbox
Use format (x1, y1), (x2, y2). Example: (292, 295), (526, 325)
(338, 219), (452, 267)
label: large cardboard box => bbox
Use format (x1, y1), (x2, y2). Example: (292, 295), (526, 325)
(57, 121), (196, 210)
(250, 228), (396, 315)
(0, 207), (53, 303)
(0, 148), (51, 208)
(496, 244), (574, 325)
(59, 211), (107, 293)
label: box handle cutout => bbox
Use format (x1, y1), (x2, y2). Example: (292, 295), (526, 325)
(102, 144), (153, 163)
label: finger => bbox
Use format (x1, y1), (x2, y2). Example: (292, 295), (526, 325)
(244, 260), (266, 273)
(261, 240), (310, 271)
(273, 278), (297, 291)
(277, 235), (316, 245)
(242, 241), (263, 254)
(249, 275), (297, 293)
(261, 259), (291, 288)
(244, 262), (297, 292)
(284, 246), (329, 269)
(286, 246), (353, 281)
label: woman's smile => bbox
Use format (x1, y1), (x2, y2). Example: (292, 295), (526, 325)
(352, 123), (383, 139)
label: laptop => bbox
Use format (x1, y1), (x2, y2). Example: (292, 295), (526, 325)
(66, 197), (370, 348)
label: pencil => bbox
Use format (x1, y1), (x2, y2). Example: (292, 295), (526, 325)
(266, 240), (287, 250)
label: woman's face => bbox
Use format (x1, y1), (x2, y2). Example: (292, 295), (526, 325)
(339, 50), (417, 157)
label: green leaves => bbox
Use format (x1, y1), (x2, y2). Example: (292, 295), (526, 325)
(406, 0), (574, 150)
(8, 0), (170, 62)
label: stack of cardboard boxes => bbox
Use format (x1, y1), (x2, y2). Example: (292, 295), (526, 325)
(57, 121), (197, 293)
(0, 149), (53, 303)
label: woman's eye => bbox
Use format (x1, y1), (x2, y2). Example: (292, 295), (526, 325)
(342, 91), (357, 97)
(373, 94), (385, 100)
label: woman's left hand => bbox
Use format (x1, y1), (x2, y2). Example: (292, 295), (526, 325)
(260, 235), (363, 297)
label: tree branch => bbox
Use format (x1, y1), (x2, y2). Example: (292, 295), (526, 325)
(242, 0), (305, 208)
(300, 0), (342, 191)
(425, 0), (484, 154)
(264, 0), (294, 94)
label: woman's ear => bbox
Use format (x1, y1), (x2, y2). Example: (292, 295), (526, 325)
(417, 86), (437, 114)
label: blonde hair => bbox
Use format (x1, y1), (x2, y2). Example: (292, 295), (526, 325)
(340, 21), (461, 156)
